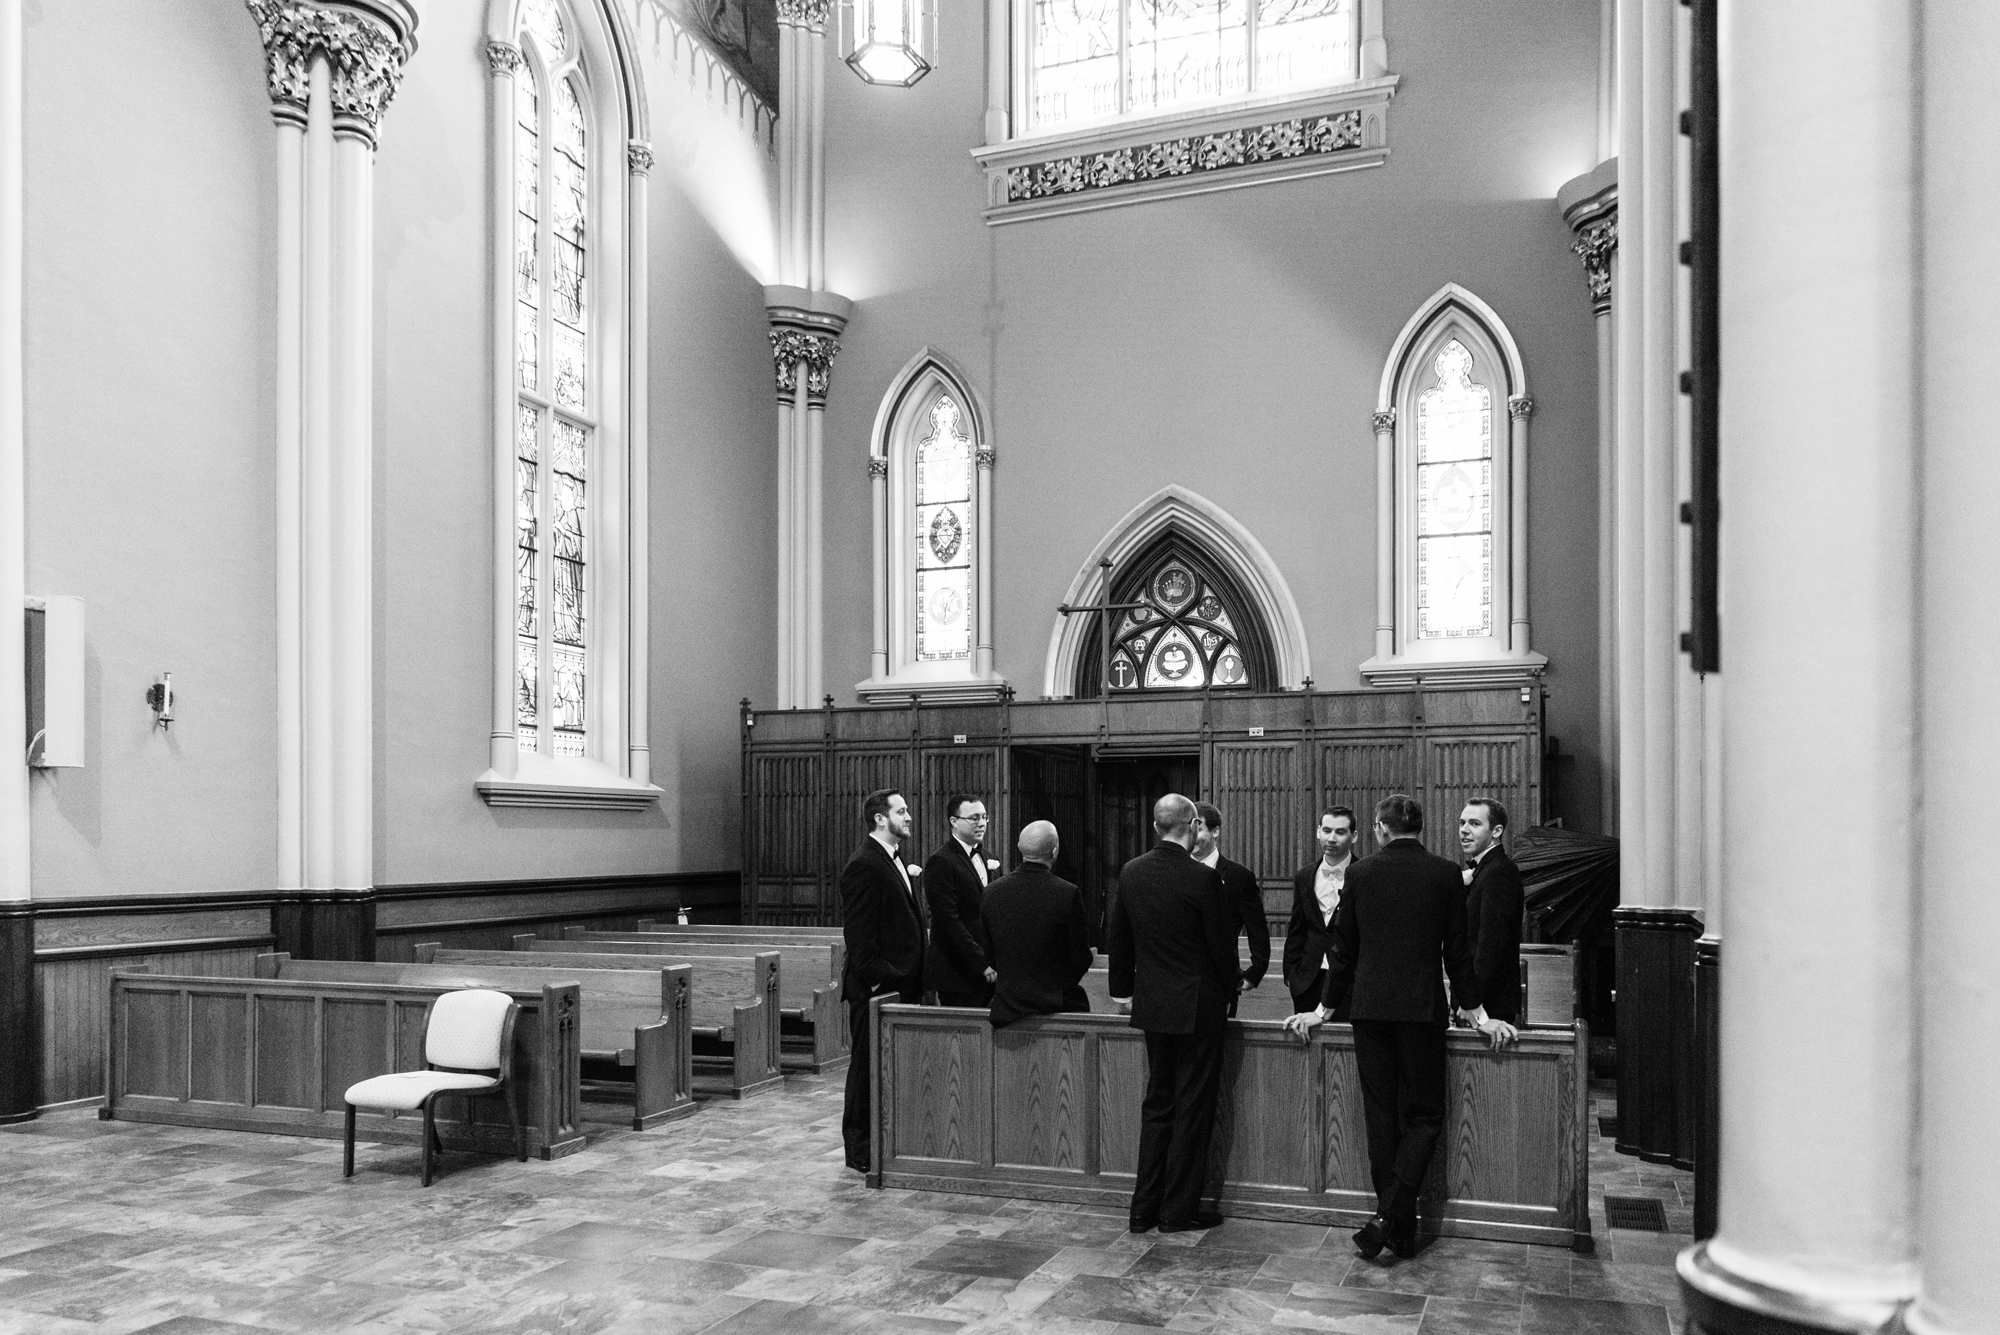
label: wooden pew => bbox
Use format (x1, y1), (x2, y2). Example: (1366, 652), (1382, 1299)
(637, 921), (842, 941)
(422, 943), (812, 1081)
(867, 998), (1592, 1252)
(534, 932), (847, 1072)
(254, 955), (700, 1126)
(407, 946), (784, 1099)
(104, 970), (586, 1159)
(1520, 944), (1579, 1027)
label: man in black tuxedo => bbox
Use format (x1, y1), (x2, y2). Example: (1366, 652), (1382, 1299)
(1107, 794), (1239, 1235)
(1457, 798), (1526, 1027)
(1284, 794), (1513, 1259)
(839, 788), (925, 1173)
(1193, 802), (1270, 1019)
(1283, 806), (1358, 1017)
(924, 792), (999, 1008)
(982, 820), (1093, 1027)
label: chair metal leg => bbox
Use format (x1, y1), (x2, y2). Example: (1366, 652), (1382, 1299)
(343, 1104), (356, 1178)
(421, 1102), (436, 1187)
(503, 1083), (525, 1162)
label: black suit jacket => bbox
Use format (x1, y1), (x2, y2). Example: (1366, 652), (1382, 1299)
(981, 863), (1093, 1027)
(1460, 847), (1526, 1023)
(1107, 841), (1239, 1035)
(923, 838), (994, 1000)
(1213, 854), (1271, 989)
(839, 837), (925, 999)
(1282, 859), (1350, 1002)
(1320, 838), (1480, 1024)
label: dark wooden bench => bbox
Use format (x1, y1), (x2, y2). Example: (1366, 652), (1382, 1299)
(869, 997), (1593, 1251)
(415, 944), (785, 1097)
(534, 932), (847, 1072)
(254, 954), (701, 1126)
(104, 970), (586, 1159)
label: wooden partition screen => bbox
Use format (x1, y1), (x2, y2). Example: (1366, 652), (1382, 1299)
(742, 685), (1544, 927)
(104, 972), (586, 1159)
(868, 1000), (1589, 1250)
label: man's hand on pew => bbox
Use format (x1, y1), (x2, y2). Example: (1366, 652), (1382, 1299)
(1283, 1009), (1324, 1040)
(1455, 1006), (1518, 1051)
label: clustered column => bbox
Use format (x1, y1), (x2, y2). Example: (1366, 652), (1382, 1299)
(247, 0), (416, 892)
(766, 0), (851, 709)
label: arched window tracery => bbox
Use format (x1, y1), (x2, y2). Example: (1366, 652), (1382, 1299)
(1078, 534), (1273, 696)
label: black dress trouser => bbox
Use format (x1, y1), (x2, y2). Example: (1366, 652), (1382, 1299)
(1350, 1018), (1448, 1226)
(1131, 1028), (1226, 1226)
(842, 982), (920, 1170)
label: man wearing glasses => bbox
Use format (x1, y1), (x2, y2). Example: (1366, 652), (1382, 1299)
(924, 792), (1002, 1008)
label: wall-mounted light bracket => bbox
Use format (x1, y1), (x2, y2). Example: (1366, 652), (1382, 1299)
(146, 674), (174, 730)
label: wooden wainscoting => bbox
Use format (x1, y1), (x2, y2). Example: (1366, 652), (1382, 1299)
(869, 1000), (1591, 1251)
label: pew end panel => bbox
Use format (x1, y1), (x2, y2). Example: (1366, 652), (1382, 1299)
(808, 981), (848, 1072)
(104, 971), (585, 1160)
(869, 1006), (1591, 1250)
(254, 953), (290, 978)
(632, 963), (696, 1128)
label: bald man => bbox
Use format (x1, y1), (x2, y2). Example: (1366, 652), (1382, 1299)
(1107, 794), (1241, 1234)
(981, 822), (1094, 1028)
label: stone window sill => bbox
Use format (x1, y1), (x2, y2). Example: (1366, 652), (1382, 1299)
(475, 753), (663, 811)
(971, 77), (1397, 225)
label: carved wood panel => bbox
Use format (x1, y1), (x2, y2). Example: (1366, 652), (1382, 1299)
(1425, 737), (1529, 860)
(1209, 743), (1298, 885)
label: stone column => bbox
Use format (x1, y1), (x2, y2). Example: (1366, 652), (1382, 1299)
(1680, 0), (1918, 1328)
(626, 141), (653, 785)
(868, 456), (890, 682)
(765, 309), (847, 708)
(974, 446), (996, 679)
(247, 0), (416, 897)
(1910, 4), (2000, 1331)
(1560, 176), (1615, 832)
(485, 38), (522, 777)
(1368, 410), (1394, 662)
(0, 0), (33, 1123)
(1505, 395), (1533, 656)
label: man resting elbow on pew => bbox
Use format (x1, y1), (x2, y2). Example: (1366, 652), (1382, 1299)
(981, 821), (1094, 1028)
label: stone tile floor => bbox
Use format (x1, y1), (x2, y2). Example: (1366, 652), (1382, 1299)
(0, 1077), (1691, 1334)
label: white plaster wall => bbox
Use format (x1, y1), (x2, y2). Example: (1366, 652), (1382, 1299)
(372, 1), (776, 883)
(821, 0), (1608, 830)
(22, 0), (280, 898)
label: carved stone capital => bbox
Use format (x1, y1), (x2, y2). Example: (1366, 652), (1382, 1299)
(627, 141), (655, 174)
(1508, 395), (1535, 421)
(975, 448), (996, 470)
(1370, 409), (1396, 433)
(1571, 218), (1617, 316)
(485, 38), (523, 76)
(867, 457), (889, 480)
(776, 0), (832, 30)
(246, 0), (417, 144)
(768, 329), (841, 402)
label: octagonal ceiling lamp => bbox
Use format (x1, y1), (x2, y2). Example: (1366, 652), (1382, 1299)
(838, 0), (937, 86)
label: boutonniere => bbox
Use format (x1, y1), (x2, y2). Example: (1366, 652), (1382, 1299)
(905, 864), (922, 877)
(986, 858), (1001, 873)
(1461, 867), (1475, 886)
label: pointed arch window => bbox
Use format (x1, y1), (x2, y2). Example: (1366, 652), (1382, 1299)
(1361, 284), (1545, 688)
(858, 351), (1007, 704)
(1078, 535), (1273, 696)
(480, 0), (659, 808)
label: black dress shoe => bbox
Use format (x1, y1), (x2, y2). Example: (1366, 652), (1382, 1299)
(1128, 1218), (1157, 1234)
(1159, 1212), (1224, 1233)
(845, 1158), (869, 1174)
(1351, 1215), (1388, 1260)
(1387, 1218), (1419, 1259)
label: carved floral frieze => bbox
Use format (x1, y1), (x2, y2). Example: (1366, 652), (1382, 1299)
(775, 0), (832, 27)
(1004, 110), (1362, 204)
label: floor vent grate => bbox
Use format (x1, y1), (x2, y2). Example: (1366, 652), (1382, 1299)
(1603, 1195), (1669, 1232)
(1598, 1116), (1618, 1138)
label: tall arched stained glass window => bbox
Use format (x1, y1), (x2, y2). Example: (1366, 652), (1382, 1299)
(1414, 339), (1493, 640)
(914, 395), (973, 663)
(515, 5), (592, 758)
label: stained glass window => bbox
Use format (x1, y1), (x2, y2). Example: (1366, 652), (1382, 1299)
(914, 395), (973, 663)
(1414, 339), (1493, 640)
(1027, 0), (1353, 132)
(1104, 558), (1251, 692)
(514, 3), (592, 757)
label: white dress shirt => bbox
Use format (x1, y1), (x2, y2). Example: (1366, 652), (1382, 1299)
(1314, 856), (1350, 923)
(870, 831), (911, 896)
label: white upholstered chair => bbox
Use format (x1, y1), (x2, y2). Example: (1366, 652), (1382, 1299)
(342, 988), (525, 1186)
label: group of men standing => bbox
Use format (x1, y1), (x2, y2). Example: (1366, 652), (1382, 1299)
(833, 782), (1527, 1262)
